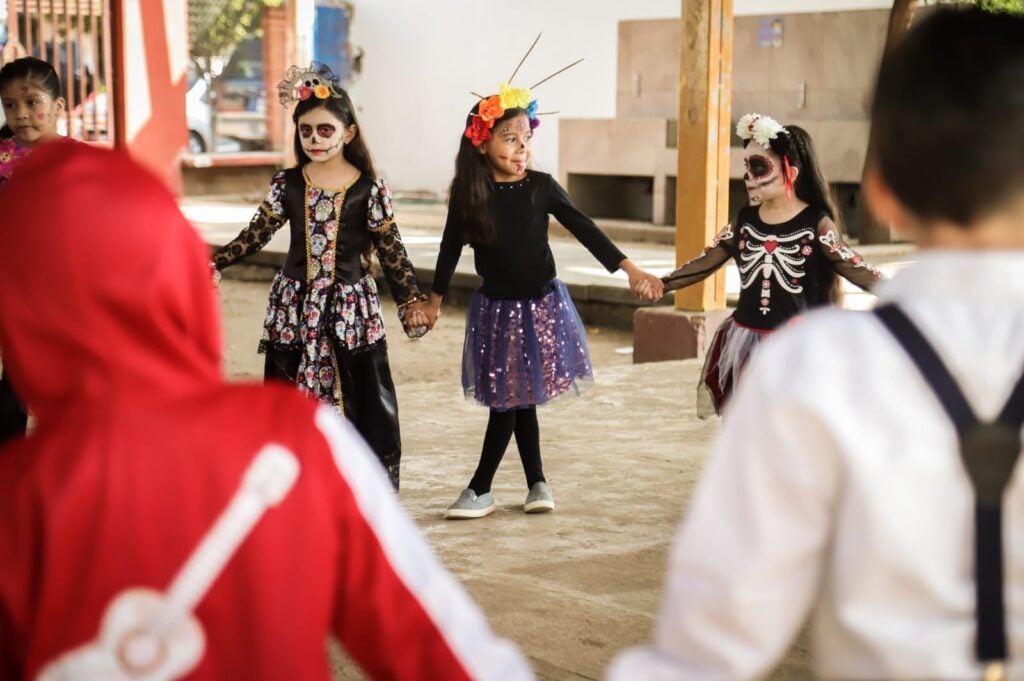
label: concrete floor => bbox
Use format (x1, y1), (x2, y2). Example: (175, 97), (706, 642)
(218, 279), (813, 681)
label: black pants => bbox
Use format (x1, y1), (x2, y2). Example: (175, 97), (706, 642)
(265, 344), (401, 489)
(469, 406), (545, 495)
(0, 370), (27, 445)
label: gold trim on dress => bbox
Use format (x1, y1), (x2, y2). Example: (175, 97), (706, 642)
(301, 166), (361, 193)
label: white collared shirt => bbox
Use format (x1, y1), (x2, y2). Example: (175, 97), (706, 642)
(609, 251), (1024, 680)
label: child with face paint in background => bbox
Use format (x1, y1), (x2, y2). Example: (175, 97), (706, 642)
(610, 10), (1024, 678)
(211, 64), (430, 490)
(0, 56), (68, 444)
(642, 114), (885, 418)
(427, 82), (664, 519)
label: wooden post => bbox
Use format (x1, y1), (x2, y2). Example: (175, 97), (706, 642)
(632, 0), (733, 363)
(675, 0), (732, 312)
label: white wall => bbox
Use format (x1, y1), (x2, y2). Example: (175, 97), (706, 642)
(348, 0), (892, 196)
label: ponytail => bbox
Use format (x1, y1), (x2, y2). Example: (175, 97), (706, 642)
(769, 125), (846, 306)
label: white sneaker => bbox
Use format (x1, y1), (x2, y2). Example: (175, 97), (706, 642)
(445, 488), (497, 519)
(524, 481), (554, 513)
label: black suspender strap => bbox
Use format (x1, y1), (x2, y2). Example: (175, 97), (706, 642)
(875, 304), (1024, 669)
(874, 304), (977, 430)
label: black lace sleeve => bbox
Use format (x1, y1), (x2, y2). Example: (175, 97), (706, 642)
(815, 216), (885, 291)
(211, 171), (287, 270)
(367, 178), (423, 305)
(661, 224), (736, 292)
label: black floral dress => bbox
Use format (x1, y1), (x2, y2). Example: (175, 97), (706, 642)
(213, 167), (423, 487)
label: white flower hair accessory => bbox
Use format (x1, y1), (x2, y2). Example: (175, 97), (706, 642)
(736, 113), (788, 149)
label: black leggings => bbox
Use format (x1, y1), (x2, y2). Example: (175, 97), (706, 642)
(265, 345), (401, 490)
(468, 406), (546, 495)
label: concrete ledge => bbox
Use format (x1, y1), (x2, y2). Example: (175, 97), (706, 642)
(184, 155), (284, 196)
(550, 218), (676, 246)
(632, 306), (731, 364)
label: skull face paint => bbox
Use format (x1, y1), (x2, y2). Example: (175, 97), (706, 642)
(297, 108), (351, 163)
(745, 154), (774, 179)
(743, 142), (785, 204)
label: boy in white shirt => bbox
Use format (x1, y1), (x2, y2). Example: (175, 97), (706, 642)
(608, 7), (1024, 680)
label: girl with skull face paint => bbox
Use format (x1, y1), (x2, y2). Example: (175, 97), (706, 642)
(655, 114), (885, 418)
(211, 64), (430, 489)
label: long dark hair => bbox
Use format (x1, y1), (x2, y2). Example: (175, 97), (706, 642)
(291, 89), (376, 176)
(746, 124), (845, 304)
(449, 104), (528, 247)
(0, 57), (63, 140)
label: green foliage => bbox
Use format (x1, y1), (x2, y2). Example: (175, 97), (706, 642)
(978, 0), (1024, 13)
(926, 0), (1024, 13)
(189, 0), (283, 65)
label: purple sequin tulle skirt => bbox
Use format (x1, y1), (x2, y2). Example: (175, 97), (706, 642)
(462, 279), (593, 411)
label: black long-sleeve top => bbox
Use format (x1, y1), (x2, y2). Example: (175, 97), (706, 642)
(662, 204), (885, 330)
(431, 171), (627, 300)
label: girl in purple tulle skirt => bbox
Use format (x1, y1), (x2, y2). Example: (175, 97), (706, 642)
(426, 86), (662, 519)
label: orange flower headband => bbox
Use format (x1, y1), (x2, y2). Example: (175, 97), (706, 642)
(276, 62), (344, 108)
(464, 34), (583, 147)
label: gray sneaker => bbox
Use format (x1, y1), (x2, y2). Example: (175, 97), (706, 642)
(445, 488), (496, 519)
(524, 481), (554, 513)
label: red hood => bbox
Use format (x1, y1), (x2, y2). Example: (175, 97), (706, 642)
(0, 143), (221, 423)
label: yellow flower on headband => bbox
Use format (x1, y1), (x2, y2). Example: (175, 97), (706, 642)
(499, 82), (531, 109)
(314, 84), (331, 99)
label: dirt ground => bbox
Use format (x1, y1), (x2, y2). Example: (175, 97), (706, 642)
(218, 279), (811, 681)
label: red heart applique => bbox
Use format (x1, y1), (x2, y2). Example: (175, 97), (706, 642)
(764, 239), (779, 254)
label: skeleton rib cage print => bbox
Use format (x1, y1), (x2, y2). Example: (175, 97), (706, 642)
(738, 223), (816, 316)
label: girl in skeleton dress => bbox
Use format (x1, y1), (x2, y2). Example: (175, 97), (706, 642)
(652, 114), (885, 418)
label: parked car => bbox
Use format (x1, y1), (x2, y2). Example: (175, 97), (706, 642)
(186, 68), (212, 154)
(211, 36), (267, 149)
(63, 72), (231, 154)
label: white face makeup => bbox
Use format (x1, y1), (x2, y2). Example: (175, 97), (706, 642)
(743, 142), (786, 204)
(480, 113), (532, 181)
(0, 79), (65, 148)
(297, 108), (353, 164)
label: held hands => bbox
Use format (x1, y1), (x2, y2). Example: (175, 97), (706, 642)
(424, 292), (443, 330)
(398, 296), (430, 339)
(402, 302), (431, 331)
(399, 293), (442, 338)
(632, 276), (663, 301)
(620, 259), (665, 302)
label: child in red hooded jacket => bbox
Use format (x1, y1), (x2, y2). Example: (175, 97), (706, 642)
(0, 143), (533, 681)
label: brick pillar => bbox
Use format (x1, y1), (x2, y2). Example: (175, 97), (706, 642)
(262, 5), (288, 152)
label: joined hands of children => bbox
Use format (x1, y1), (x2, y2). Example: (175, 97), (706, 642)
(402, 302), (431, 329)
(620, 259), (664, 302)
(422, 293), (443, 331)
